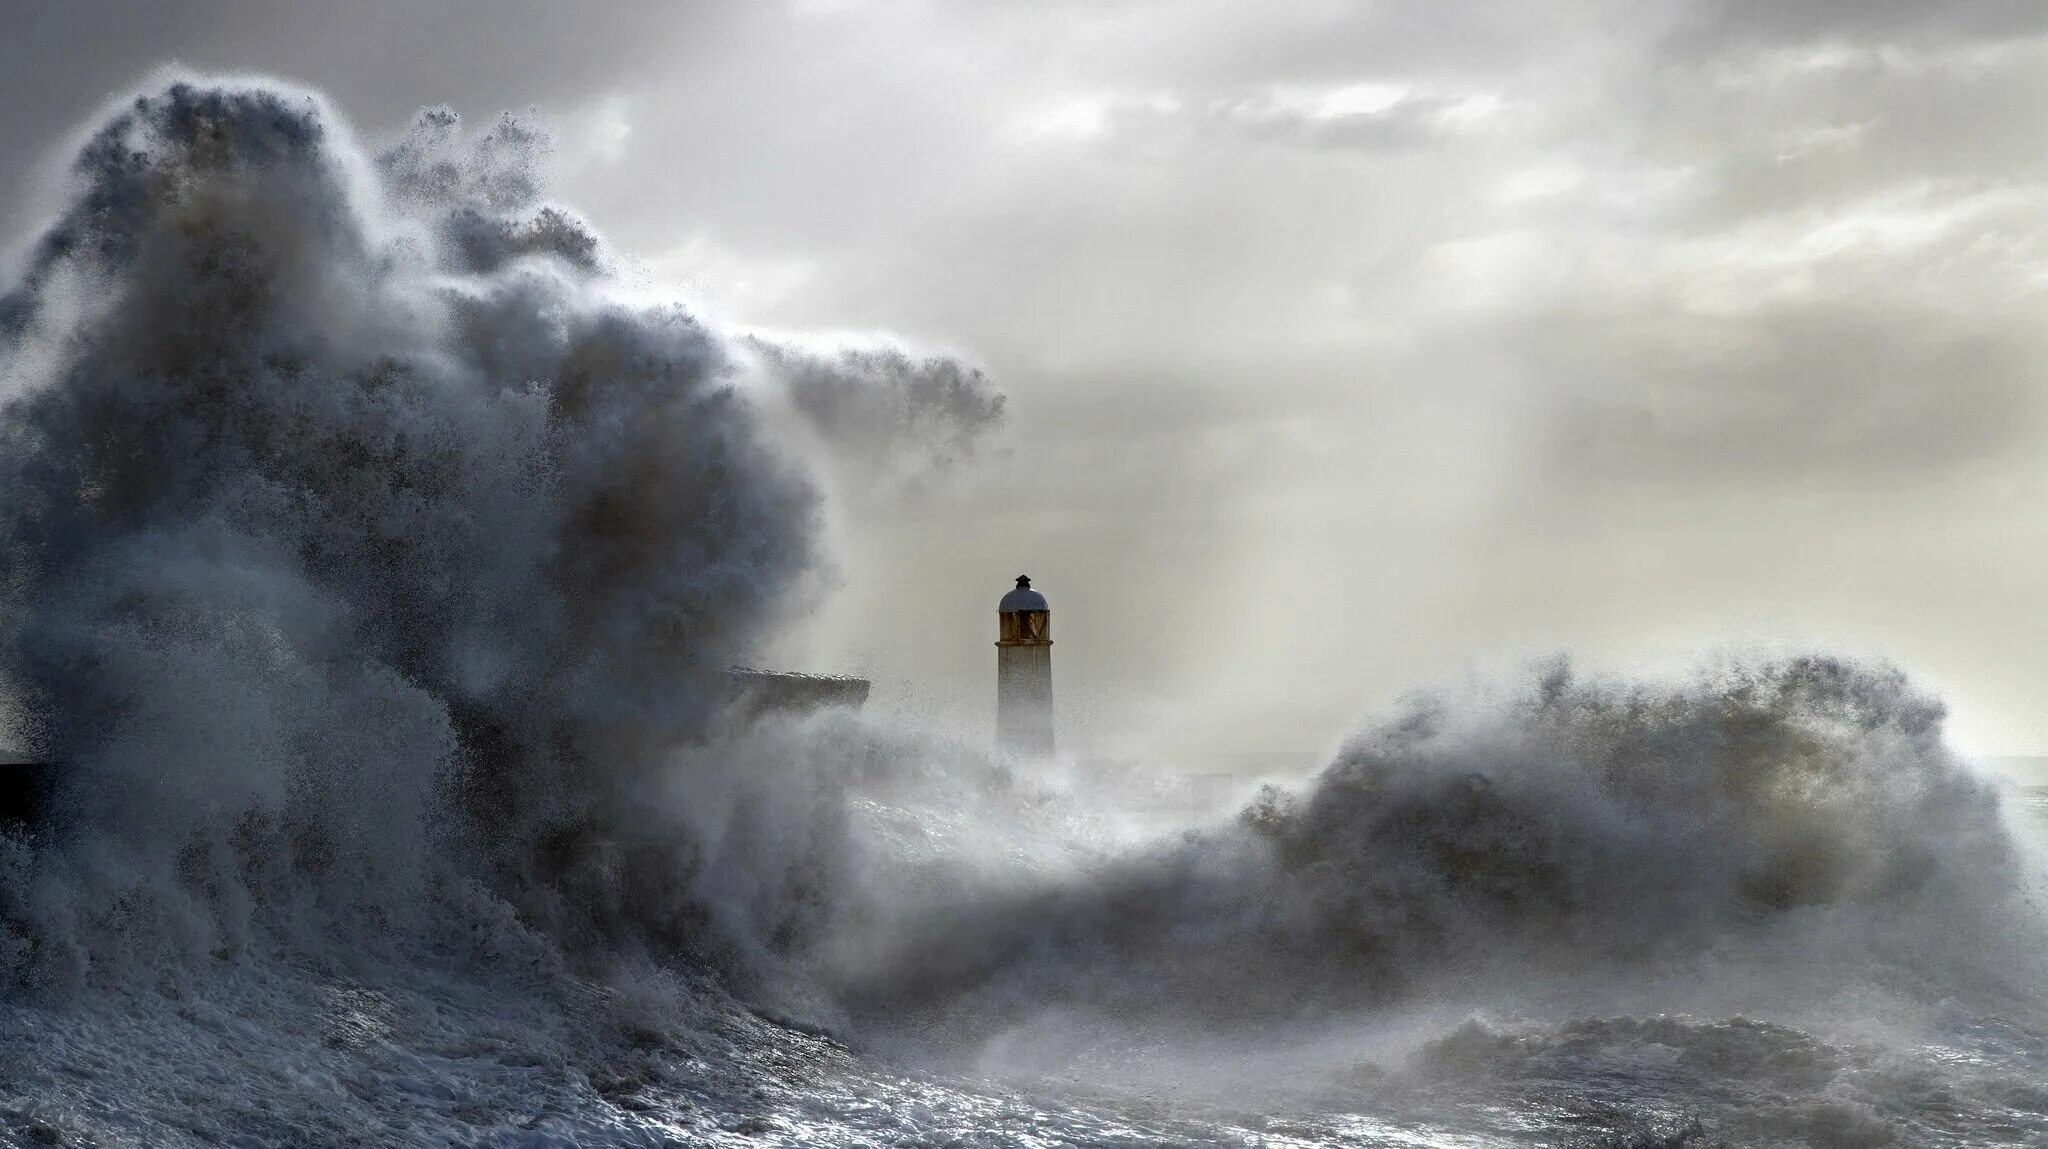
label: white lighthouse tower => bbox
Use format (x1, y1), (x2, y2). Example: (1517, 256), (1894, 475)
(996, 575), (1054, 758)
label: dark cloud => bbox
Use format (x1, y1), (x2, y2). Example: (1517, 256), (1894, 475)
(0, 1), (721, 247)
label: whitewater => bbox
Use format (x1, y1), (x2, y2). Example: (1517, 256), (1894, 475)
(1, 75), (2045, 1148)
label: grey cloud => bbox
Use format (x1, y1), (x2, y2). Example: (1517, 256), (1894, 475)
(1600, 36), (2048, 235)
(0, 1), (725, 248)
(1668, 0), (2048, 56)
(998, 1), (1645, 91)
(1204, 89), (1503, 154)
(1021, 87), (1496, 159)
(1527, 303), (2044, 492)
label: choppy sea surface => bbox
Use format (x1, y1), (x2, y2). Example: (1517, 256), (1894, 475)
(0, 777), (2041, 1149)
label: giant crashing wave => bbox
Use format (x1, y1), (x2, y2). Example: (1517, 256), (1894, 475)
(0, 73), (1003, 998)
(0, 72), (2043, 1149)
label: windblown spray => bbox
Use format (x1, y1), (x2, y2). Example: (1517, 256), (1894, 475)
(0, 74), (1001, 989)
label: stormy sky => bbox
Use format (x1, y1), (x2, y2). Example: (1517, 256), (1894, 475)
(9, 1), (2048, 759)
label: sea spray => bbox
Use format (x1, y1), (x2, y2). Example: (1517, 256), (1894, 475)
(818, 657), (2032, 1056)
(0, 73), (1001, 992)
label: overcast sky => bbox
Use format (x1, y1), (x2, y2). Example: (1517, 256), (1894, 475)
(9, 1), (2048, 759)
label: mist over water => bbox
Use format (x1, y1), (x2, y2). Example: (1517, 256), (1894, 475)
(0, 74), (2043, 1147)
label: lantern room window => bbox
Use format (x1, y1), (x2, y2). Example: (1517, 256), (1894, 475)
(999, 609), (1050, 643)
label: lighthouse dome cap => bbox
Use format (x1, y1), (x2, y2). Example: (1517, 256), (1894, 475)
(999, 574), (1049, 612)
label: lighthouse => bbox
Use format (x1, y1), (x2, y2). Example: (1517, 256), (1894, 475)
(996, 575), (1054, 757)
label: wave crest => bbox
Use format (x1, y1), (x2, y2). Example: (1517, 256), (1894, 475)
(823, 657), (2023, 1046)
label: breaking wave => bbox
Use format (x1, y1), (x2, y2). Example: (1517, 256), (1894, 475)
(0, 73), (1000, 995)
(816, 657), (2035, 1050)
(0, 72), (2041, 1147)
